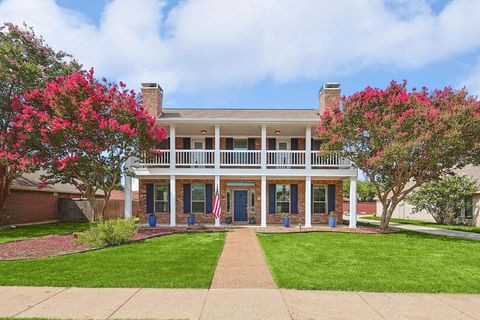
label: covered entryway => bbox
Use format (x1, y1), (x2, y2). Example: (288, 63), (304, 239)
(233, 190), (248, 222)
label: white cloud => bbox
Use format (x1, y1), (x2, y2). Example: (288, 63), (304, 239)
(1, 0), (480, 93)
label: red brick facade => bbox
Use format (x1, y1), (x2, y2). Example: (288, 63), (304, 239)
(139, 177), (343, 225)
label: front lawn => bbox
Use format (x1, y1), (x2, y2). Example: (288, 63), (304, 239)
(0, 222), (92, 244)
(0, 232), (226, 288)
(362, 216), (480, 234)
(257, 231), (480, 293)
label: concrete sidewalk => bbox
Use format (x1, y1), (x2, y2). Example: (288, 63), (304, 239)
(358, 218), (480, 241)
(210, 227), (276, 288)
(2, 286), (480, 319)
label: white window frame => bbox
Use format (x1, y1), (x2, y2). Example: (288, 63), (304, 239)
(154, 184), (169, 214)
(313, 184), (328, 214)
(233, 138), (248, 150)
(191, 184), (206, 214)
(276, 184), (291, 214)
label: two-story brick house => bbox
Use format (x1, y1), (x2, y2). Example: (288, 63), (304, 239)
(124, 83), (358, 228)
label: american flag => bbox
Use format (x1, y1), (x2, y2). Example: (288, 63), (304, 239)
(213, 185), (222, 219)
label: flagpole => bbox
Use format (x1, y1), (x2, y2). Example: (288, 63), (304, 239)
(214, 175), (221, 227)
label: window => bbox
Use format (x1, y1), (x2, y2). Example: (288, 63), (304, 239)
(276, 184), (290, 213)
(191, 184), (206, 213)
(250, 189), (256, 212)
(233, 139), (248, 150)
(155, 184), (169, 213)
(313, 185), (327, 214)
(157, 139), (169, 150)
(226, 189), (231, 213)
(465, 195), (473, 219)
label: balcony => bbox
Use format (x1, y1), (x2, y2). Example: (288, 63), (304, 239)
(134, 150), (351, 168)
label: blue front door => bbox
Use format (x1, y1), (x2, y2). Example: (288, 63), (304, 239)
(234, 190), (248, 221)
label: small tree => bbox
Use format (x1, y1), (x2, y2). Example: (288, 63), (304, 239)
(0, 23), (79, 224)
(317, 81), (480, 230)
(14, 69), (167, 220)
(343, 180), (376, 202)
(407, 175), (477, 225)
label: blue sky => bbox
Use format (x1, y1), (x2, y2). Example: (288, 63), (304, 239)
(2, 0), (480, 109)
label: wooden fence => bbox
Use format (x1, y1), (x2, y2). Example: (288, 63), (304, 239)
(58, 198), (139, 222)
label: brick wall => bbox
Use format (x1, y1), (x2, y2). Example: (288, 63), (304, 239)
(139, 177), (343, 225)
(5, 189), (63, 225)
(342, 200), (376, 215)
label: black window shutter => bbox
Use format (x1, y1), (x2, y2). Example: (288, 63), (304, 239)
(167, 183), (170, 213)
(205, 184), (213, 213)
(291, 138), (298, 151)
(146, 183), (154, 214)
(157, 139), (170, 150)
(327, 184), (336, 213)
(226, 138), (234, 150)
(248, 138), (256, 150)
(183, 137), (191, 149)
(269, 184), (276, 214)
(205, 138), (213, 150)
(291, 184), (298, 214)
(268, 138), (276, 150)
(183, 183), (191, 213)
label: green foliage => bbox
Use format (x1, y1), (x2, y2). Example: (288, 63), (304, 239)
(407, 175), (477, 225)
(76, 219), (138, 247)
(343, 179), (376, 201)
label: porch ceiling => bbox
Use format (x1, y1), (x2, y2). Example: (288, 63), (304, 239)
(167, 123), (313, 136)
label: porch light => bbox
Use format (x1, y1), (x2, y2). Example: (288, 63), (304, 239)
(274, 130), (280, 135)
(200, 129), (207, 135)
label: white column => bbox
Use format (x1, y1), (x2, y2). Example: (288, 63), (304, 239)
(170, 175), (176, 227)
(215, 125), (220, 169)
(215, 175), (221, 227)
(305, 126), (312, 170)
(261, 125), (267, 169)
(124, 157), (132, 219)
(261, 175), (267, 227)
(169, 124), (176, 169)
(349, 176), (357, 228)
(305, 176), (311, 227)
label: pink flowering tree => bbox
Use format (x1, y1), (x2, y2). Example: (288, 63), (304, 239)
(14, 69), (167, 220)
(317, 81), (480, 230)
(0, 23), (79, 224)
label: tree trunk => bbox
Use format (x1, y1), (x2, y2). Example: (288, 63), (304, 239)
(85, 191), (98, 222)
(379, 202), (397, 231)
(0, 165), (12, 226)
(99, 190), (113, 220)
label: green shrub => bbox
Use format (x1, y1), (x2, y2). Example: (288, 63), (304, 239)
(76, 218), (138, 248)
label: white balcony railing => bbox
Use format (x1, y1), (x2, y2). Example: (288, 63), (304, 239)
(266, 150), (305, 167)
(311, 152), (351, 167)
(134, 150), (351, 168)
(221, 150), (261, 166)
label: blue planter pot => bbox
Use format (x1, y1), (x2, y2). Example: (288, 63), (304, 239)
(328, 216), (337, 228)
(282, 217), (290, 228)
(148, 215), (157, 227)
(188, 215), (196, 226)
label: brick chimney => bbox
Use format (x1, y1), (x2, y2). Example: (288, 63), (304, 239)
(319, 83), (340, 114)
(141, 83), (163, 117)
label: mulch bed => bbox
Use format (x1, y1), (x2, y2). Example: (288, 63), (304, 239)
(0, 227), (221, 261)
(255, 225), (399, 234)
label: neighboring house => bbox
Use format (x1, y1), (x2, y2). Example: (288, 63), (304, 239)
(5, 171), (89, 225)
(126, 83), (359, 227)
(375, 165), (480, 226)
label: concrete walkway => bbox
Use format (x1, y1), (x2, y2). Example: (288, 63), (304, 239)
(358, 218), (480, 241)
(2, 286), (480, 319)
(210, 227), (276, 288)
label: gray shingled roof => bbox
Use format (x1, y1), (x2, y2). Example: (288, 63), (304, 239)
(159, 108), (320, 121)
(12, 170), (104, 195)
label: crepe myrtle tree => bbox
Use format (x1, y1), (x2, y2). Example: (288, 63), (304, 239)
(317, 81), (480, 230)
(0, 22), (80, 224)
(14, 69), (167, 220)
